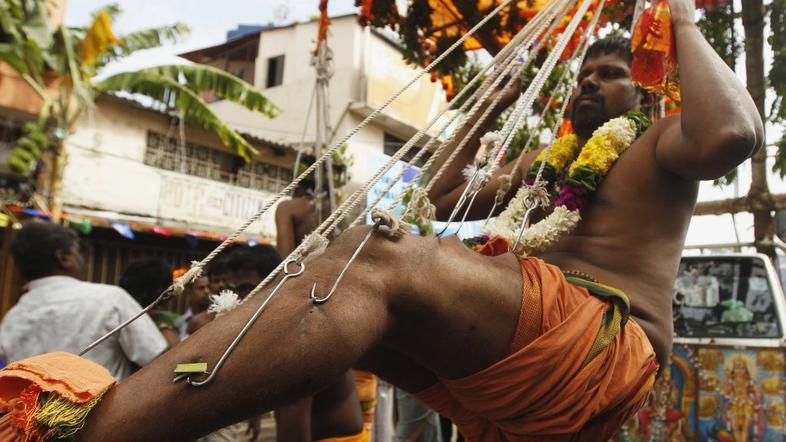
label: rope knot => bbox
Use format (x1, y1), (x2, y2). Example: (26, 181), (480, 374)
(522, 182), (551, 209)
(371, 208), (410, 237)
(496, 174), (513, 200)
(172, 261), (203, 297)
(299, 232), (330, 260)
(408, 187), (436, 221)
(208, 290), (241, 317)
(480, 131), (503, 149)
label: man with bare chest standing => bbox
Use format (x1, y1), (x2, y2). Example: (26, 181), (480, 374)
(5, 0), (764, 440)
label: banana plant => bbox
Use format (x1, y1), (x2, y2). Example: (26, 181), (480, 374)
(0, 1), (278, 216)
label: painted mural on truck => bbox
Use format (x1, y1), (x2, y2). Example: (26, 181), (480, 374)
(618, 347), (786, 441)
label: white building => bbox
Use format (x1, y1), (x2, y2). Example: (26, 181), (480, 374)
(180, 14), (448, 189)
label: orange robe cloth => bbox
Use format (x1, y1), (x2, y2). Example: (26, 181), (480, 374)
(0, 352), (116, 441)
(414, 258), (658, 441)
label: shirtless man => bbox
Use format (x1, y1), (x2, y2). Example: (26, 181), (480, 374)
(72, 1), (762, 439)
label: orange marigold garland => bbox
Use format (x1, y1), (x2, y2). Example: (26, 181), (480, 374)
(631, 0), (681, 101)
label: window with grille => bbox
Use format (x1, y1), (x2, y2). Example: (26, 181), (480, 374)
(144, 131), (290, 193)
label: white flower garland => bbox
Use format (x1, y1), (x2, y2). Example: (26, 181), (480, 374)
(485, 115), (639, 256)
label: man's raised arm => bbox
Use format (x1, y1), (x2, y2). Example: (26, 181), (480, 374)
(654, 0), (764, 179)
(427, 79), (523, 220)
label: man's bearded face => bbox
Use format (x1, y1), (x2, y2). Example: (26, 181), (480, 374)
(569, 52), (642, 138)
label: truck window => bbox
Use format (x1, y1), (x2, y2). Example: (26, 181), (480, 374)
(673, 256), (782, 338)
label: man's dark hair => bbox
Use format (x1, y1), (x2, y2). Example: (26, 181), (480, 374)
(11, 221), (78, 281)
(226, 244), (282, 279)
(583, 36), (632, 66)
(206, 257), (229, 278)
(119, 258), (173, 307)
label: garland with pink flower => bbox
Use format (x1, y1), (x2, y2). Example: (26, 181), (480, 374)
(476, 110), (651, 256)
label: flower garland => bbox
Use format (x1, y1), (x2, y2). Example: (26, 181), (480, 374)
(481, 111), (651, 256)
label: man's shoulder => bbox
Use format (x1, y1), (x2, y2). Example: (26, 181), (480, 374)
(78, 281), (134, 302)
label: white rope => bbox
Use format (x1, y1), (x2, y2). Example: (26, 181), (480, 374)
(238, 2), (565, 305)
(82, 0), (579, 353)
(500, 0), (605, 186)
(530, 0), (597, 186)
(174, 0), (523, 293)
(425, 0), (571, 193)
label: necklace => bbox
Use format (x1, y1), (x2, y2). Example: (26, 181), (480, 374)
(479, 110), (651, 257)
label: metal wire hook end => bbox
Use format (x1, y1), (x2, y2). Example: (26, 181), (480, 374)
(310, 222), (378, 304)
(185, 259), (305, 387)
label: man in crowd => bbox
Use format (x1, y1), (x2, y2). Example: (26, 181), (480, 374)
(120, 257), (181, 347)
(22, 1), (769, 439)
(0, 222), (167, 380)
(181, 274), (211, 337)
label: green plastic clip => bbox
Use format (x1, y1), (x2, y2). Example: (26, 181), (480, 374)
(173, 362), (208, 382)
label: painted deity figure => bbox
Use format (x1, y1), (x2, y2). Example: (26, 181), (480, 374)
(638, 365), (688, 441)
(722, 357), (764, 442)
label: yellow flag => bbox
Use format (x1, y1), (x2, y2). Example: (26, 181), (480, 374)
(79, 11), (121, 68)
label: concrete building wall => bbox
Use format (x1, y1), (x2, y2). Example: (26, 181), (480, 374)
(61, 97), (291, 238)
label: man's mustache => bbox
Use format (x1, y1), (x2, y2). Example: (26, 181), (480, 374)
(574, 93), (603, 106)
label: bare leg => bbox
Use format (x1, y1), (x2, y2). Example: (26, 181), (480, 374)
(78, 227), (523, 441)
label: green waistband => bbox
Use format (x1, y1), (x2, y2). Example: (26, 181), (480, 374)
(564, 275), (631, 328)
(564, 273), (631, 368)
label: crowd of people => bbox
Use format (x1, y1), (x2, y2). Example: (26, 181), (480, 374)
(0, 219), (453, 442)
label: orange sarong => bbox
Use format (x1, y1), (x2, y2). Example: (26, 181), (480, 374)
(414, 258), (658, 441)
(0, 352), (115, 441)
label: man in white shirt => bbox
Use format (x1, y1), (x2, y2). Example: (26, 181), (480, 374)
(0, 222), (167, 380)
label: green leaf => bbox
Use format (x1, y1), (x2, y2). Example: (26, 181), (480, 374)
(96, 71), (260, 162)
(60, 26), (94, 114)
(119, 64), (279, 117)
(19, 0), (53, 50)
(93, 23), (191, 70)
(0, 42), (28, 74)
(772, 136), (786, 178)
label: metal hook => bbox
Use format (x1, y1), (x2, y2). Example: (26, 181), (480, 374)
(186, 259), (305, 387)
(310, 223), (378, 304)
(453, 189), (481, 236)
(437, 170), (478, 236)
(511, 196), (540, 252)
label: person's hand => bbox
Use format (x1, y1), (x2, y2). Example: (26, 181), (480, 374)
(666, 0), (697, 28)
(488, 75), (522, 111)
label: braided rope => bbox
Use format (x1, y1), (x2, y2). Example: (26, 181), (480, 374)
(424, 0), (569, 193)
(503, 2), (604, 185)
(530, 0), (597, 186)
(340, 0), (570, 229)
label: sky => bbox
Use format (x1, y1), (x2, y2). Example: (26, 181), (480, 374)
(63, 0), (786, 248)
(64, 0), (358, 75)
